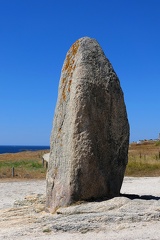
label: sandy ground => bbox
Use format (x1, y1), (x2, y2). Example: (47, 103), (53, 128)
(0, 177), (160, 239)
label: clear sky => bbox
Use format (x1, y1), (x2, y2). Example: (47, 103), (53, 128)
(0, 0), (160, 145)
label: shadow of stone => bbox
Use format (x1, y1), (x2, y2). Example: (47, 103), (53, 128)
(80, 193), (160, 204)
(120, 193), (160, 201)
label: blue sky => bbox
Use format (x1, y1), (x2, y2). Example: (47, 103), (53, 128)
(0, 0), (160, 145)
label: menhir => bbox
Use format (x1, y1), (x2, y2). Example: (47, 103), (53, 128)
(46, 37), (130, 213)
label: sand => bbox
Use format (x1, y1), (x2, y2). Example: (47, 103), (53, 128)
(0, 177), (160, 240)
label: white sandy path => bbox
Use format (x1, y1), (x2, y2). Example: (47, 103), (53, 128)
(0, 179), (46, 209)
(121, 176), (160, 196)
(1, 177), (160, 209)
(0, 177), (160, 240)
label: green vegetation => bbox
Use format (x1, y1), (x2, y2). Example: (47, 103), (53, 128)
(0, 160), (43, 169)
(155, 141), (160, 146)
(1, 142), (160, 179)
(43, 228), (52, 233)
(0, 150), (49, 179)
(126, 159), (160, 176)
(125, 140), (160, 176)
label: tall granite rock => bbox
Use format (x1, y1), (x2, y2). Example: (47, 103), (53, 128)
(46, 37), (129, 213)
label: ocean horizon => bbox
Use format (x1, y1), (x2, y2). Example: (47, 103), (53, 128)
(0, 145), (50, 154)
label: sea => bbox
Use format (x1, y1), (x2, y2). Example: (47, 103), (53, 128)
(0, 145), (50, 154)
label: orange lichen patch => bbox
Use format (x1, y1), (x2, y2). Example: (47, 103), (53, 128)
(64, 54), (72, 71)
(61, 40), (79, 102)
(63, 55), (75, 76)
(62, 77), (66, 84)
(63, 40), (79, 74)
(61, 76), (67, 101)
(71, 40), (80, 56)
(61, 77), (67, 101)
(62, 87), (66, 101)
(68, 80), (72, 92)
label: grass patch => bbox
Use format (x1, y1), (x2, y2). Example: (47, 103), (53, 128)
(125, 159), (160, 176)
(126, 141), (160, 176)
(1, 141), (160, 179)
(155, 141), (160, 146)
(0, 160), (43, 169)
(0, 150), (49, 179)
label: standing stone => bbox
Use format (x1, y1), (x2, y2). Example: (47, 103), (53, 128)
(46, 37), (129, 213)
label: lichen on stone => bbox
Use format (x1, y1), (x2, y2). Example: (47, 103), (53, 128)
(61, 40), (79, 102)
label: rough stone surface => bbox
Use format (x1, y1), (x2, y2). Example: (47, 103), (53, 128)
(46, 37), (129, 213)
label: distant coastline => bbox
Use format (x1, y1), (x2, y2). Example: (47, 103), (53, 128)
(0, 145), (50, 154)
